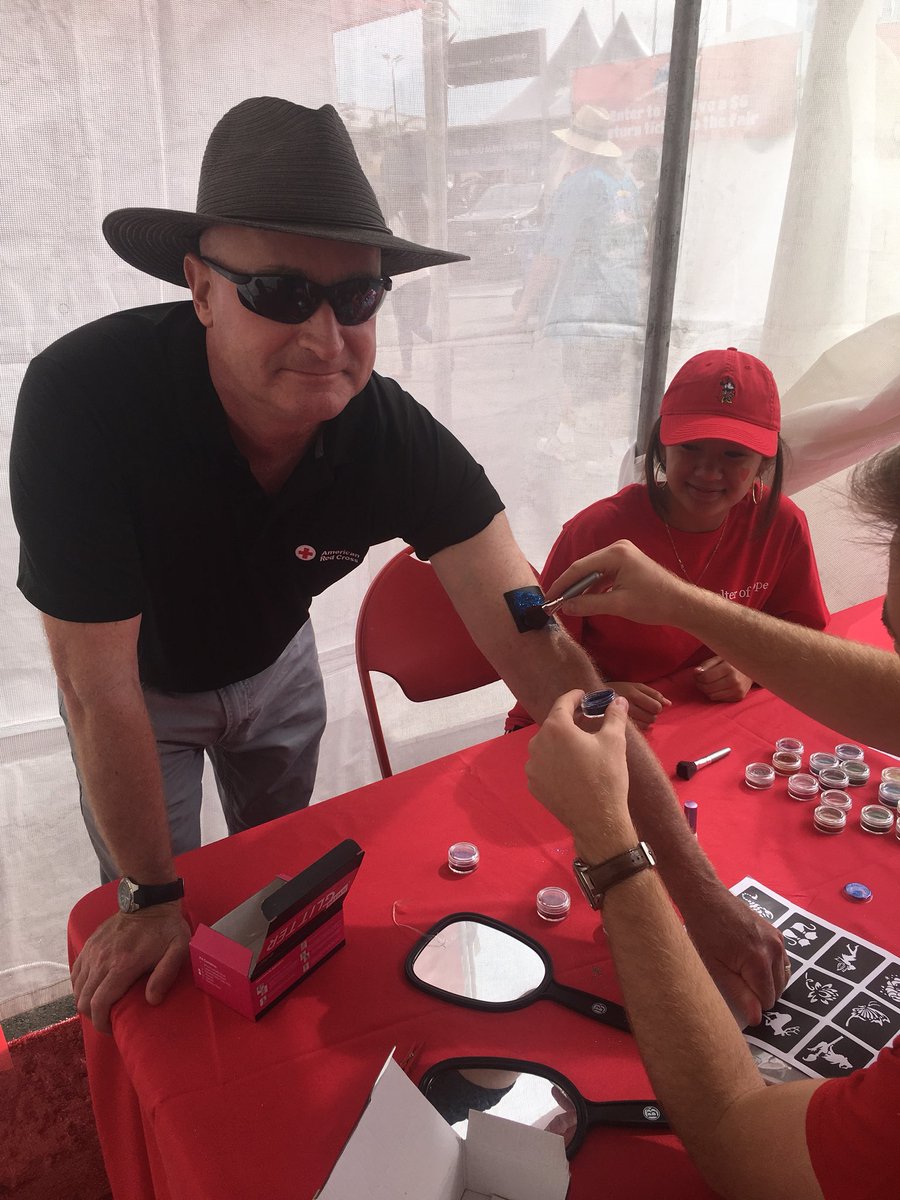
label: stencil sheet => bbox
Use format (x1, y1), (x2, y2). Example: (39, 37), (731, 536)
(731, 877), (900, 1083)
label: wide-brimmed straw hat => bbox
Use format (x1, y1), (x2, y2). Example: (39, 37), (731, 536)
(553, 105), (622, 158)
(103, 97), (466, 284)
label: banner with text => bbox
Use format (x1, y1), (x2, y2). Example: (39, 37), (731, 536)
(573, 32), (801, 150)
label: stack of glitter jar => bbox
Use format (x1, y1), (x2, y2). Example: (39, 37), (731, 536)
(744, 739), (900, 838)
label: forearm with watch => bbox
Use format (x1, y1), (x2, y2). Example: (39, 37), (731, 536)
(596, 843), (822, 1200)
(572, 725), (735, 966)
(63, 687), (192, 1031)
(67, 688), (183, 904)
(45, 613), (190, 1031)
(559, 781), (822, 1200)
(525, 696), (821, 1198)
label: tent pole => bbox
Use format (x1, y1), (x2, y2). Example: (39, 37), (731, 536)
(422, 0), (452, 422)
(635, 0), (702, 456)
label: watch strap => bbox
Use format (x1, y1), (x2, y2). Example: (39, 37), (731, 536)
(119, 876), (185, 912)
(573, 842), (656, 910)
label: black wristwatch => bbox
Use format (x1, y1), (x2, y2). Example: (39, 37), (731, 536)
(117, 876), (185, 913)
(573, 842), (656, 910)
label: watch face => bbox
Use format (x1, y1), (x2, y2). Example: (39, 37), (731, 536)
(573, 861), (603, 910)
(117, 878), (138, 913)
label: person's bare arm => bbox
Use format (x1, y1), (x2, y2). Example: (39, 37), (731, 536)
(430, 512), (605, 723)
(620, 713), (784, 1026)
(44, 614), (190, 1032)
(432, 516), (784, 1025)
(526, 695), (824, 1200)
(547, 540), (900, 754)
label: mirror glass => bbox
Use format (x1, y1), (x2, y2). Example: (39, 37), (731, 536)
(421, 1066), (578, 1147)
(410, 918), (546, 1003)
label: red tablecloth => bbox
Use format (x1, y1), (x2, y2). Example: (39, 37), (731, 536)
(69, 598), (900, 1200)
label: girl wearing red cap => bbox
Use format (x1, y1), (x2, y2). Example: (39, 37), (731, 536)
(509, 348), (828, 730)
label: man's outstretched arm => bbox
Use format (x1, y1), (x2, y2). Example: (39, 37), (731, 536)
(432, 515), (785, 1025)
(546, 540), (900, 755)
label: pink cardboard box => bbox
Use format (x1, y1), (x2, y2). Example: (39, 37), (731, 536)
(189, 839), (364, 1019)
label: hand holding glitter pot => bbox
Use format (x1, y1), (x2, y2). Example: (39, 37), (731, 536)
(574, 687), (617, 732)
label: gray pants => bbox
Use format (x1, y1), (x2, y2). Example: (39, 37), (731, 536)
(61, 622), (327, 883)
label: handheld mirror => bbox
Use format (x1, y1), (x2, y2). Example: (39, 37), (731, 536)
(418, 1055), (667, 1158)
(404, 912), (629, 1032)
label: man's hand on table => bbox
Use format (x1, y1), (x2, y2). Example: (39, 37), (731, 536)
(679, 889), (787, 1028)
(72, 903), (191, 1034)
(694, 656), (753, 703)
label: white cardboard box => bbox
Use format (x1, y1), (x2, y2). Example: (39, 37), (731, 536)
(314, 1054), (570, 1200)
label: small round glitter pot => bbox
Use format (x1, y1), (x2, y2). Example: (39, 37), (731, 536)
(745, 762), (775, 790)
(772, 750), (803, 775)
(834, 743), (864, 763)
(813, 805), (847, 835)
(809, 752), (839, 775)
(788, 773), (819, 801)
(817, 766), (850, 790)
(841, 760), (870, 787)
(860, 805), (894, 835)
(536, 887), (571, 922)
(775, 737), (805, 756)
(580, 688), (616, 719)
(819, 789), (852, 812)
(447, 842), (480, 874)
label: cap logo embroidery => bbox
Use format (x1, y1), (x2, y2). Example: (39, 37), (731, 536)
(720, 376), (735, 404)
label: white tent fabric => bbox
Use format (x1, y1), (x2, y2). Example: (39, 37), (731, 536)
(2, 0), (899, 1017)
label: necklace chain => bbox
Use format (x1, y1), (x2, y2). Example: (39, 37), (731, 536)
(663, 511), (730, 585)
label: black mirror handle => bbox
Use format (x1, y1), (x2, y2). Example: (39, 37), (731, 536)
(544, 979), (630, 1031)
(585, 1098), (668, 1128)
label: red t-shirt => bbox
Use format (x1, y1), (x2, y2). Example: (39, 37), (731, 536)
(806, 1040), (900, 1198)
(508, 484), (828, 727)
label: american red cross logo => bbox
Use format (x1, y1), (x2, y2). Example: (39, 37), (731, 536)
(295, 545), (316, 561)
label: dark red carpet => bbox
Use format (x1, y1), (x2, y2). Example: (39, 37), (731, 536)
(0, 1016), (111, 1199)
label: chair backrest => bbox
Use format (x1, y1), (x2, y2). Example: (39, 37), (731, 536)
(355, 547), (500, 777)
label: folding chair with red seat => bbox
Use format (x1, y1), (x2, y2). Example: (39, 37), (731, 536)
(354, 547), (501, 778)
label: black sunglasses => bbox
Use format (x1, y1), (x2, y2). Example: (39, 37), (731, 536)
(199, 256), (392, 326)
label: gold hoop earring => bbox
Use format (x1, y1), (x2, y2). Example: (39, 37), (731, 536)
(751, 477), (762, 505)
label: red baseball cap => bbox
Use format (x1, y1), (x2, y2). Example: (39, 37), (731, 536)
(659, 347), (780, 457)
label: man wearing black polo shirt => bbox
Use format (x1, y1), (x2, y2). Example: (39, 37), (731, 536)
(11, 98), (784, 1033)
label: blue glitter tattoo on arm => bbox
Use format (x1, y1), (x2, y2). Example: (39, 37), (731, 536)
(504, 586), (558, 633)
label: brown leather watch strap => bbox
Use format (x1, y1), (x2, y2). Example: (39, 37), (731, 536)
(573, 842), (656, 910)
